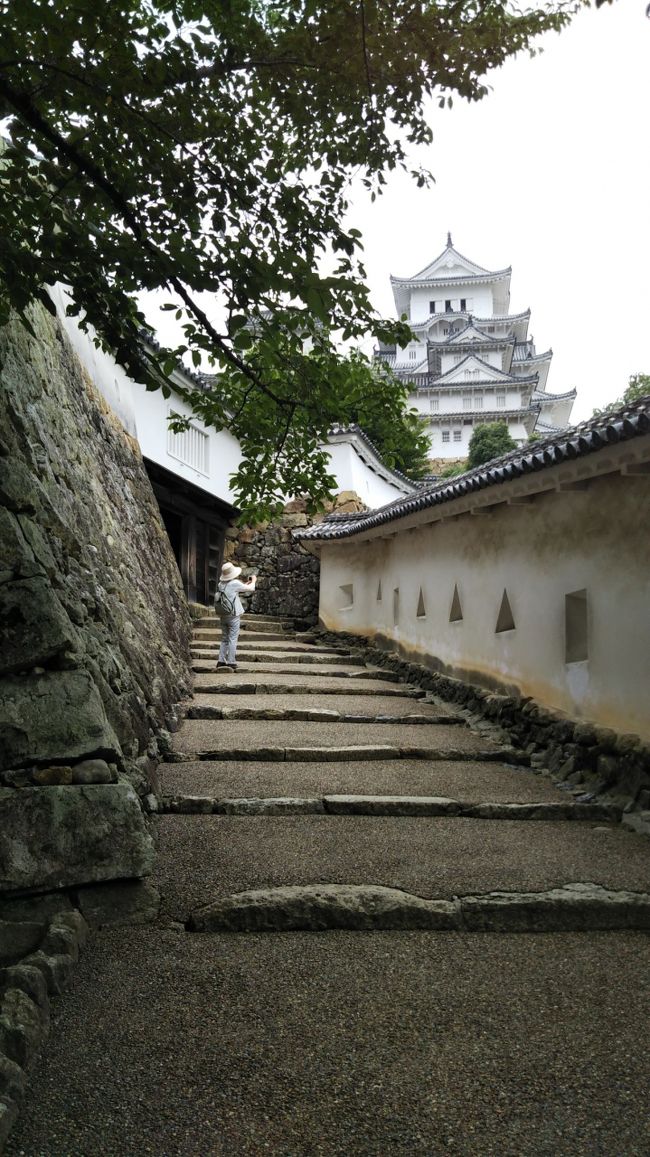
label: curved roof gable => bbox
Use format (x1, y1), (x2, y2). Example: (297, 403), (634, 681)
(435, 354), (536, 387)
(393, 235), (506, 284)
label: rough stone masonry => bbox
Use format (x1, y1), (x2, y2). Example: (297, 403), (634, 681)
(0, 303), (191, 902)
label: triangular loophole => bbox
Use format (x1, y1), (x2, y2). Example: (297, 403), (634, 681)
(416, 588), (426, 618)
(449, 584), (463, 622)
(377, 581), (382, 602)
(495, 589), (515, 633)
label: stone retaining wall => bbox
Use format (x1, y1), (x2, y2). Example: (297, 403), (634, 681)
(222, 493), (366, 622)
(0, 304), (191, 900)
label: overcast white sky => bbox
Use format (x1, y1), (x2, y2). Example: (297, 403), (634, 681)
(146, 1), (649, 422)
(346, 0), (649, 420)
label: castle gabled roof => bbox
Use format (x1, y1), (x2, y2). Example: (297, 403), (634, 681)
(393, 234), (509, 285)
(429, 354), (537, 388)
(442, 320), (509, 346)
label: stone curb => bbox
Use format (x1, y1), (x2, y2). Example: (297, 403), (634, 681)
(187, 882), (650, 934)
(186, 706), (464, 725)
(164, 745), (525, 764)
(0, 910), (88, 1152)
(156, 793), (622, 821)
(193, 684), (424, 698)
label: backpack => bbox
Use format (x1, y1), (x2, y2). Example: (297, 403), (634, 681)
(214, 582), (237, 616)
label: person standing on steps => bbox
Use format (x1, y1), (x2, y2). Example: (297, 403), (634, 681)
(214, 561), (256, 672)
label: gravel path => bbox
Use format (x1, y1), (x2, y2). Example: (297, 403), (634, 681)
(8, 617), (650, 1155)
(172, 719), (498, 754)
(7, 929), (650, 1156)
(160, 757), (569, 802)
(192, 672), (413, 694)
(189, 693), (455, 716)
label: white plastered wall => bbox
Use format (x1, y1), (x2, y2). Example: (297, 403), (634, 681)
(324, 441), (410, 507)
(316, 471), (650, 738)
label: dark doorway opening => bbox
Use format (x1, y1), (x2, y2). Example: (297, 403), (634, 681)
(160, 508), (183, 569)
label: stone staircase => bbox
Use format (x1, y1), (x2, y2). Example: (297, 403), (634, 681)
(8, 612), (650, 1155)
(161, 612), (650, 934)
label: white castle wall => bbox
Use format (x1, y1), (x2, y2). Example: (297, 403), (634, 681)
(408, 284), (494, 322)
(313, 445), (650, 739)
(51, 287), (412, 511)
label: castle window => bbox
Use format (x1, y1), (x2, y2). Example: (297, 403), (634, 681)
(429, 301), (436, 314)
(453, 429), (462, 442)
(430, 398), (439, 412)
(460, 298), (467, 311)
(167, 411), (209, 476)
(445, 300), (452, 312)
(442, 430), (450, 443)
(409, 350), (417, 360)
(463, 393), (472, 410)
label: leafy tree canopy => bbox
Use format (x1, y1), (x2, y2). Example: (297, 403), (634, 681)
(592, 373), (650, 417)
(1, 0), (584, 517)
(467, 421), (517, 468)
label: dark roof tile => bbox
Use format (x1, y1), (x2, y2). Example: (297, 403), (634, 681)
(296, 396), (650, 542)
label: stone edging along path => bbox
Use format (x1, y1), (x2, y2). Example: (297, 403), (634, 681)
(164, 744), (526, 764)
(186, 882), (650, 934)
(0, 910), (88, 1149)
(186, 706), (464, 724)
(155, 793), (623, 822)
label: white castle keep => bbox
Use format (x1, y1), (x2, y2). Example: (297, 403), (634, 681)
(375, 235), (575, 459)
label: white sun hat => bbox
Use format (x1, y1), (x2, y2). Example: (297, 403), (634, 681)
(220, 562), (242, 581)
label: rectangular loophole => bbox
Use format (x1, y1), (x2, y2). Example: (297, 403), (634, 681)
(565, 589), (588, 662)
(393, 587), (399, 625)
(339, 583), (354, 609)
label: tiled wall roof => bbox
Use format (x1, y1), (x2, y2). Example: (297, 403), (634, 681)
(296, 396), (650, 541)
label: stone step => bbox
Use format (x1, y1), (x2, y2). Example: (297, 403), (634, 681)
(157, 812), (650, 928)
(194, 630), (298, 643)
(173, 718), (501, 757)
(157, 794), (622, 822)
(191, 663), (399, 681)
(194, 614), (296, 627)
(186, 882), (650, 934)
(191, 651), (357, 666)
(160, 756), (568, 804)
(186, 706), (465, 725)
(165, 744), (526, 764)
(191, 641), (336, 653)
(191, 682), (424, 698)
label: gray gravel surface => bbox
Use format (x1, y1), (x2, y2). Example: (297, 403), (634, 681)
(160, 758), (568, 802)
(195, 662), (376, 676)
(172, 719), (497, 753)
(7, 928), (650, 1157)
(154, 814), (650, 920)
(192, 672), (413, 694)
(189, 693), (458, 717)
